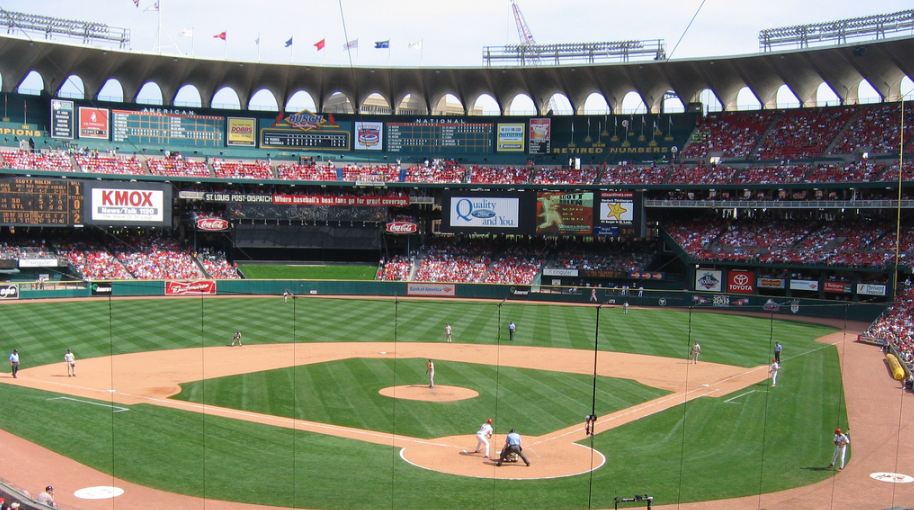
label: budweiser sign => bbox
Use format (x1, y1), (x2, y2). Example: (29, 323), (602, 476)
(385, 221), (418, 234)
(727, 270), (755, 294)
(165, 280), (217, 295)
(196, 218), (230, 231)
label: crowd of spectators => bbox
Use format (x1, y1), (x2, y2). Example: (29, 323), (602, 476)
(74, 152), (145, 175)
(111, 234), (204, 280)
(376, 255), (413, 281)
(56, 241), (133, 280)
(550, 241), (656, 272)
(211, 158), (274, 179)
(147, 154), (211, 178)
(340, 163), (399, 182)
(276, 161), (338, 181)
(864, 287), (914, 363)
(681, 111), (775, 159)
(195, 247), (240, 279)
(0, 148), (73, 172)
(756, 107), (855, 160)
(832, 102), (914, 155)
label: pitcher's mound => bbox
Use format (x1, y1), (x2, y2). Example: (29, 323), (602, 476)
(379, 385), (478, 402)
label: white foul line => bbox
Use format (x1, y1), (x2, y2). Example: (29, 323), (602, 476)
(46, 396), (130, 413)
(724, 389), (757, 404)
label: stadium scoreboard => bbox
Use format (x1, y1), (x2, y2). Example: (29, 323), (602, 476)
(387, 121), (494, 154)
(0, 177), (83, 226)
(260, 128), (350, 150)
(111, 109), (224, 147)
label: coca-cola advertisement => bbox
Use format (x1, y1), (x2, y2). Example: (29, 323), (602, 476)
(727, 270), (755, 294)
(165, 280), (217, 296)
(385, 221), (418, 234)
(196, 217), (231, 231)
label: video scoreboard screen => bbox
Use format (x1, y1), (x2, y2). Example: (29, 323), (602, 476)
(260, 128), (350, 150)
(112, 109), (224, 147)
(387, 121), (494, 154)
(0, 177), (83, 226)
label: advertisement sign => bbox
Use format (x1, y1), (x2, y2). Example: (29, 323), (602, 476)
(354, 121), (383, 150)
(260, 111), (351, 151)
(695, 269), (723, 292)
(757, 278), (786, 289)
(789, 279), (819, 291)
(535, 191), (593, 235)
(385, 221), (418, 234)
(18, 258), (59, 268)
(449, 196), (519, 229)
(91, 282), (112, 295)
(543, 268), (579, 277)
(226, 117), (256, 147)
(78, 107), (110, 139)
(497, 123), (525, 152)
(271, 193), (409, 207)
(0, 283), (19, 300)
(50, 99), (74, 139)
(629, 271), (664, 280)
(407, 283), (455, 297)
(856, 283), (887, 296)
(727, 270), (755, 294)
(165, 280), (217, 296)
(195, 217), (230, 231)
(824, 281), (852, 294)
(528, 118), (551, 155)
(597, 191), (643, 237)
(85, 181), (172, 226)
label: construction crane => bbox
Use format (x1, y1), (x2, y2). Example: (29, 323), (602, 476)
(510, 0), (561, 114)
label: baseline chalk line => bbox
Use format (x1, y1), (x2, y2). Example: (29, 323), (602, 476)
(46, 396), (129, 413)
(724, 390), (757, 404)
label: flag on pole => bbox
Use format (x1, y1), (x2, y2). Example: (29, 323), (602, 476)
(213, 31), (227, 40)
(132, 0), (139, 6)
(144, 0), (159, 11)
(408, 40), (422, 50)
(343, 39), (358, 50)
(285, 37), (293, 48)
(314, 38), (325, 50)
(180, 28), (193, 37)
(255, 34), (260, 46)
(374, 40), (389, 49)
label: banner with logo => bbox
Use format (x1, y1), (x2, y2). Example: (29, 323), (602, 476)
(824, 281), (852, 294)
(78, 107), (110, 140)
(385, 221), (418, 234)
(543, 268), (579, 277)
(354, 121), (383, 150)
(757, 278), (786, 289)
(856, 283), (887, 296)
(695, 269), (722, 292)
(91, 282), (113, 295)
(18, 258), (59, 268)
(165, 280), (217, 296)
(449, 196), (519, 229)
(195, 217), (231, 231)
(88, 185), (168, 225)
(407, 283), (455, 297)
(0, 283), (19, 300)
(727, 270), (755, 294)
(528, 118), (551, 155)
(50, 99), (74, 139)
(497, 123), (525, 152)
(789, 279), (819, 291)
(226, 117), (256, 146)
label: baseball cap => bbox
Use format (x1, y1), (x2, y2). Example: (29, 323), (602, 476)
(486, 418), (492, 424)
(835, 427), (842, 434)
(46, 485), (54, 491)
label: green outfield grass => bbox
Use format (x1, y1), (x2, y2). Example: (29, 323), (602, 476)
(0, 297), (849, 508)
(174, 359), (668, 437)
(237, 263), (377, 280)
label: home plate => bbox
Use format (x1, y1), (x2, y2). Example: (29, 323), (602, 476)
(74, 486), (124, 499)
(379, 351), (388, 355)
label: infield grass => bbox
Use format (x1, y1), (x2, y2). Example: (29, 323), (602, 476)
(0, 297), (850, 508)
(237, 263), (377, 280)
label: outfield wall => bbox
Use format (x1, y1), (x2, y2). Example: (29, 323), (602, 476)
(8, 279), (887, 322)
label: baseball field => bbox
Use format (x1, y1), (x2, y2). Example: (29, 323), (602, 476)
(0, 296), (853, 509)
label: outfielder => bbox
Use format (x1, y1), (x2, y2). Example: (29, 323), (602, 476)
(471, 418), (494, 458)
(769, 359), (780, 387)
(64, 349), (76, 377)
(231, 330), (243, 347)
(444, 323), (453, 343)
(689, 341), (701, 364)
(283, 290), (291, 303)
(829, 428), (850, 471)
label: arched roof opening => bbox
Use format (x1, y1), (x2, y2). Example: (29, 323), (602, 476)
(506, 93), (536, 115)
(212, 87), (241, 109)
(776, 84), (801, 109)
(360, 92), (391, 114)
(17, 71), (44, 95)
(285, 90), (317, 112)
(174, 84), (202, 108)
(57, 75), (85, 99)
(816, 82), (840, 107)
(857, 79), (881, 104)
(736, 86), (761, 110)
(545, 93), (573, 115)
(249, 89), (279, 111)
(469, 94), (499, 116)
(135, 81), (164, 105)
(620, 91), (646, 114)
(661, 91), (684, 113)
(698, 88), (722, 113)
(97, 79), (124, 102)
(324, 92), (354, 114)
(397, 93), (429, 115)
(582, 92), (610, 114)
(431, 93), (463, 115)
(901, 76), (914, 98)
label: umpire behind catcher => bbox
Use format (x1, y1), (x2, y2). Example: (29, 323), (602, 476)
(496, 428), (531, 467)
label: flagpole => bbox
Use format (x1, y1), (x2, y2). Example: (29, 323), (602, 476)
(191, 26), (195, 56)
(156, 0), (162, 53)
(256, 33), (261, 62)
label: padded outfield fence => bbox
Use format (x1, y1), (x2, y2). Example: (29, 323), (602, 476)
(0, 281), (911, 510)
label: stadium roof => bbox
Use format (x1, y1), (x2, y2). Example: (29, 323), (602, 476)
(0, 34), (911, 114)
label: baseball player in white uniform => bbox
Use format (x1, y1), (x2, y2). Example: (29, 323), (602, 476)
(830, 428), (850, 470)
(471, 418), (494, 458)
(444, 323), (453, 343)
(769, 359), (780, 387)
(64, 349), (76, 377)
(426, 359), (435, 388)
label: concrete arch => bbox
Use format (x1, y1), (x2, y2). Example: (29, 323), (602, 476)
(506, 93), (536, 116)
(661, 91), (685, 113)
(620, 91), (646, 114)
(857, 78), (881, 104)
(97, 78), (124, 102)
(736, 86), (761, 110)
(249, 88), (279, 111)
(697, 88), (723, 113)
(776, 84), (801, 109)
(581, 92), (610, 114)
(285, 90), (318, 112)
(544, 92), (574, 115)
(323, 91), (355, 114)
(360, 92), (391, 114)
(902, 76), (914, 98)
(395, 92), (430, 115)
(212, 87), (242, 109)
(174, 84), (203, 108)
(135, 81), (164, 105)
(57, 75), (86, 99)
(17, 70), (44, 95)
(429, 92), (463, 116)
(815, 82), (840, 107)
(468, 93), (500, 116)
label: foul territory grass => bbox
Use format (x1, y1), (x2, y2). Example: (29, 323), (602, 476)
(173, 358), (668, 438)
(237, 263), (377, 280)
(0, 297), (848, 508)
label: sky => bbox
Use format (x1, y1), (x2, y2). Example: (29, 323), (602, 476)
(4, 0), (914, 111)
